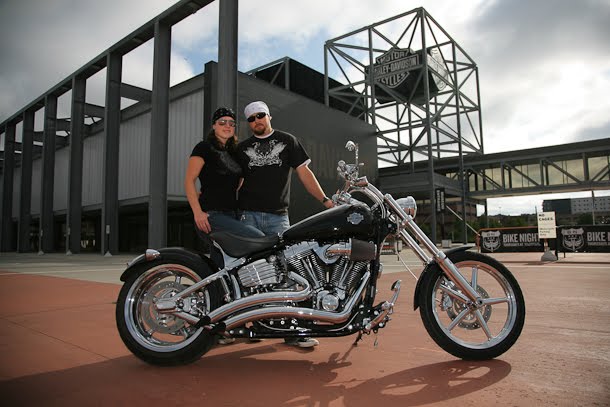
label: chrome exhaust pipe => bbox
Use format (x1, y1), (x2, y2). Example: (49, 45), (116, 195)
(207, 272), (312, 323)
(164, 272), (312, 327)
(222, 272), (371, 331)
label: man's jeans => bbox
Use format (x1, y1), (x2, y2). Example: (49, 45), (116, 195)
(240, 211), (290, 236)
(207, 210), (265, 238)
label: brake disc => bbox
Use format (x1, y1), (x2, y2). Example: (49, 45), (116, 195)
(140, 281), (188, 334)
(443, 285), (492, 330)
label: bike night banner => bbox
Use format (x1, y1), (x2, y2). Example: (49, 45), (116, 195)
(558, 225), (610, 253)
(479, 225), (610, 253)
(479, 227), (545, 253)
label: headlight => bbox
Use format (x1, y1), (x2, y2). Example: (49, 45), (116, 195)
(396, 196), (417, 218)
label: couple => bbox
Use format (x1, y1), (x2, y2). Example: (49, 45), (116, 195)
(184, 101), (334, 348)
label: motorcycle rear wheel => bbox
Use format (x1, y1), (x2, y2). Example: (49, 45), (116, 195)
(418, 251), (525, 360)
(116, 258), (222, 366)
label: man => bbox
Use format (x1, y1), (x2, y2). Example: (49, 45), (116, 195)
(236, 100), (334, 348)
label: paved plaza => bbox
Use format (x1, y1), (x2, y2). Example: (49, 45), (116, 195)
(0, 249), (608, 406)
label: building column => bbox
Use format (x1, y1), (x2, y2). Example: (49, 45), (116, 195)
(217, 0), (239, 111)
(18, 110), (35, 252)
(203, 62), (219, 129)
(67, 76), (86, 254)
(102, 52), (122, 255)
(0, 123), (16, 251)
(148, 20), (171, 249)
(39, 95), (57, 253)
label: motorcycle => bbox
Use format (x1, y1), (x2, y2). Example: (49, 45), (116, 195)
(116, 141), (525, 366)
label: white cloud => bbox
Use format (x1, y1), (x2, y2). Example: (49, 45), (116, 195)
(1, 0), (609, 215)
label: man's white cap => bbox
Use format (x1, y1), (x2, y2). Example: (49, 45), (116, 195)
(244, 101), (270, 119)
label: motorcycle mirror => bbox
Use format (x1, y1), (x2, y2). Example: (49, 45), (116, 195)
(345, 141), (359, 171)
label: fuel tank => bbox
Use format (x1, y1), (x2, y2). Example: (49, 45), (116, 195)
(282, 204), (374, 242)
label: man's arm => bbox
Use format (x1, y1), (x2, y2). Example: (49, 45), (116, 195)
(296, 164), (334, 209)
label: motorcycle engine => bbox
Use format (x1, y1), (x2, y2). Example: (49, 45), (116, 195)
(235, 239), (374, 312)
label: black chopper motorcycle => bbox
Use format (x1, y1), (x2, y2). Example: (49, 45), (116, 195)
(116, 141), (525, 366)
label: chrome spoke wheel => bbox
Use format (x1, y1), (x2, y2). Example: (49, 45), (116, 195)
(124, 264), (210, 352)
(419, 251), (525, 359)
(432, 261), (516, 349)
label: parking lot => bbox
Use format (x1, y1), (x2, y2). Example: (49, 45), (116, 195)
(0, 250), (609, 406)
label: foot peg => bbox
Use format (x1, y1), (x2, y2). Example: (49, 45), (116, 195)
(194, 316), (227, 334)
(363, 280), (401, 333)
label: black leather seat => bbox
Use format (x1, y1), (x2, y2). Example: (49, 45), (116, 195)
(209, 231), (280, 258)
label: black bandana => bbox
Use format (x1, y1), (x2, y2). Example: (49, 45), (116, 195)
(212, 107), (236, 124)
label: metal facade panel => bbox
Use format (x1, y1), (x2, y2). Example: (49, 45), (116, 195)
(119, 113), (151, 201)
(167, 91), (204, 198)
(53, 147), (69, 211)
(82, 132), (104, 207)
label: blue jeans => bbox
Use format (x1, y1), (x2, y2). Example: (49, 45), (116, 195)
(240, 211), (290, 236)
(207, 211), (265, 238)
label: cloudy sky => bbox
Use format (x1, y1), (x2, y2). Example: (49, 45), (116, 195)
(1, 0), (609, 214)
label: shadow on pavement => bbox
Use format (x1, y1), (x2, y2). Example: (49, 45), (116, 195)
(1, 343), (511, 407)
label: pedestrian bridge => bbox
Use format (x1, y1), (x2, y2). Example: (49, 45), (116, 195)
(379, 137), (610, 201)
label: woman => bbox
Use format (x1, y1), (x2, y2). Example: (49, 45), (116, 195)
(185, 107), (265, 239)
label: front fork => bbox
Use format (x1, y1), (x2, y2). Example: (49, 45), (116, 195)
(384, 194), (482, 307)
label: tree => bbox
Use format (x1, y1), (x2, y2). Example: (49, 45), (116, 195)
(577, 213), (593, 225)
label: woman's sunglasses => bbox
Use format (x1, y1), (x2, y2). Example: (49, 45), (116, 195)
(247, 112), (267, 123)
(216, 119), (236, 127)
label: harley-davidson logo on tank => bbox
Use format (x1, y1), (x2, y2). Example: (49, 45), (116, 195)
(366, 47), (448, 104)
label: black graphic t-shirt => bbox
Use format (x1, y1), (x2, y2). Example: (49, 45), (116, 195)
(236, 130), (310, 214)
(190, 140), (242, 211)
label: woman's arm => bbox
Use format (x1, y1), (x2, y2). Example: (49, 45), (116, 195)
(185, 156), (211, 233)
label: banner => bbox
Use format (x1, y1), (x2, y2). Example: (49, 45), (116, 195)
(558, 225), (610, 253)
(479, 227), (544, 253)
(479, 225), (610, 253)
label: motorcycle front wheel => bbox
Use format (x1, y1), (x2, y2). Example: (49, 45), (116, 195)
(418, 251), (525, 360)
(116, 258), (222, 366)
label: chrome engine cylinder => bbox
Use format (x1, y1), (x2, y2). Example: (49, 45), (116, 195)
(237, 258), (278, 287)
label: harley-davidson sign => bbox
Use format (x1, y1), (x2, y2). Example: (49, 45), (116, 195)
(373, 48), (419, 88)
(367, 47), (448, 104)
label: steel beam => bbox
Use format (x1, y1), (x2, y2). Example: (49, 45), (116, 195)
(39, 95), (57, 253)
(18, 110), (34, 252)
(217, 0), (238, 110)
(67, 76), (86, 254)
(148, 20), (171, 249)
(102, 52), (122, 255)
(0, 123), (16, 251)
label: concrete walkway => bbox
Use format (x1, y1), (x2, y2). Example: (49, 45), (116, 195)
(0, 250), (608, 406)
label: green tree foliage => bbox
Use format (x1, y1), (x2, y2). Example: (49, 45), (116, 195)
(577, 213), (593, 225)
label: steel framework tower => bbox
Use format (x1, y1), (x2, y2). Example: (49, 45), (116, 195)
(324, 7), (483, 243)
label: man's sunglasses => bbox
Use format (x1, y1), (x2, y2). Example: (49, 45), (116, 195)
(216, 119), (236, 127)
(247, 112), (267, 122)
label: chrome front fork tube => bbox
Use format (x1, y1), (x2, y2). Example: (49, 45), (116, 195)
(385, 194), (482, 305)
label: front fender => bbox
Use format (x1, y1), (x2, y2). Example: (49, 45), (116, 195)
(412, 245), (474, 310)
(120, 247), (217, 282)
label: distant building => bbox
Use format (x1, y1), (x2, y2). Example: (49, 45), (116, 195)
(542, 198), (572, 214)
(543, 196), (610, 225)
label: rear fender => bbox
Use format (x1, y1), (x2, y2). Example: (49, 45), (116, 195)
(412, 245), (474, 310)
(120, 247), (217, 282)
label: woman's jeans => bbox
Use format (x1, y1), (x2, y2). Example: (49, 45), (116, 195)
(240, 211), (290, 236)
